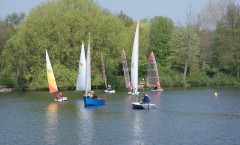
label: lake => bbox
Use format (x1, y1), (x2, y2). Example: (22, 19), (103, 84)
(0, 86), (240, 145)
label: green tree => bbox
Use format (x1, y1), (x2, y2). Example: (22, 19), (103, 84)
(116, 11), (133, 27)
(1, 0), (130, 89)
(0, 12), (25, 87)
(213, 2), (240, 80)
(149, 16), (174, 66)
(5, 12), (25, 26)
(170, 26), (200, 82)
(0, 21), (12, 55)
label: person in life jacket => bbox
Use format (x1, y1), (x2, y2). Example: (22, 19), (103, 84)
(56, 91), (62, 99)
(107, 85), (112, 91)
(92, 91), (98, 99)
(141, 92), (150, 104)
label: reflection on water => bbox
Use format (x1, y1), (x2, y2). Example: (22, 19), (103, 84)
(44, 102), (59, 145)
(131, 111), (144, 145)
(76, 100), (93, 144)
(128, 91), (162, 145)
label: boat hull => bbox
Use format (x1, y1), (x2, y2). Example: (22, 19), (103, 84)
(54, 97), (67, 102)
(132, 102), (156, 109)
(128, 92), (139, 95)
(150, 89), (163, 92)
(83, 96), (105, 106)
(104, 90), (116, 93)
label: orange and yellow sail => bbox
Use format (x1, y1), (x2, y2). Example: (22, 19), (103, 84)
(46, 50), (58, 94)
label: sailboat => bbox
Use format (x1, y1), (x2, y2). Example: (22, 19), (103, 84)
(122, 48), (132, 94)
(130, 21), (140, 96)
(130, 21), (156, 109)
(76, 42), (86, 91)
(146, 51), (163, 91)
(46, 50), (67, 102)
(83, 36), (105, 106)
(101, 54), (115, 93)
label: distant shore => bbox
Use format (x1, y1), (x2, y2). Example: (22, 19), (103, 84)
(0, 85), (13, 92)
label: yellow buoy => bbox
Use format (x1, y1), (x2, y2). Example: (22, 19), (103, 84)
(214, 92), (218, 97)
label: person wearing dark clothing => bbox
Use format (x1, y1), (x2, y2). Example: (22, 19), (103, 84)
(141, 93), (150, 104)
(153, 85), (158, 90)
(108, 85), (112, 91)
(92, 91), (98, 99)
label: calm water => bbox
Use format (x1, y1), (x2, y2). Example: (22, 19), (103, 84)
(0, 86), (240, 145)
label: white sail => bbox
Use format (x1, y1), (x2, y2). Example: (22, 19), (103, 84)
(76, 42), (86, 90)
(85, 36), (91, 96)
(130, 21), (139, 94)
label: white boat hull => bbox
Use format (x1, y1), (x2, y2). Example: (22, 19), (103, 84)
(128, 92), (139, 95)
(150, 89), (163, 92)
(132, 102), (156, 109)
(104, 90), (115, 93)
(54, 97), (68, 102)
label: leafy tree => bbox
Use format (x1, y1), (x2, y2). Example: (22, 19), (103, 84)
(213, 2), (240, 80)
(149, 16), (174, 66)
(0, 21), (12, 55)
(5, 12), (25, 26)
(169, 26), (200, 82)
(1, 0), (130, 89)
(116, 11), (133, 27)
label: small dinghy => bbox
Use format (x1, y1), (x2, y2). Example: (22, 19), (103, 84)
(132, 102), (156, 109)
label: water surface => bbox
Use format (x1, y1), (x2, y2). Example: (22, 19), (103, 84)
(0, 86), (240, 145)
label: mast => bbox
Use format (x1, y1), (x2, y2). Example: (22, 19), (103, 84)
(101, 54), (108, 90)
(85, 34), (91, 96)
(122, 48), (131, 89)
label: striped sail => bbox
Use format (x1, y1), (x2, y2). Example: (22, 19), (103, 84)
(146, 51), (161, 89)
(130, 21), (139, 94)
(101, 54), (108, 90)
(46, 50), (58, 94)
(76, 42), (86, 90)
(122, 48), (131, 89)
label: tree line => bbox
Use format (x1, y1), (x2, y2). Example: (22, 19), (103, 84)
(0, 0), (239, 90)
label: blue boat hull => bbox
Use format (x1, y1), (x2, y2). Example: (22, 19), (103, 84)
(83, 96), (105, 106)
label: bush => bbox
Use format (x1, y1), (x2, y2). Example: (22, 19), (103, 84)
(187, 69), (211, 86)
(212, 72), (237, 86)
(0, 77), (14, 87)
(159, 66), (184, 87)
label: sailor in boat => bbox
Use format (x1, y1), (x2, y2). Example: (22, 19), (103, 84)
(107, 85), (112, 91)
(56, 91), (62, 100)
(87, 91), (98, 99)
(92, 91), (98, 99)
(87, 91), (92, 97)
(141, 92), (150, 104)
(153, 85), (158, 90)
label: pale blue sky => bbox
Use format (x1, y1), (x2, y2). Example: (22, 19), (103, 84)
(1, 0), (240, 23)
